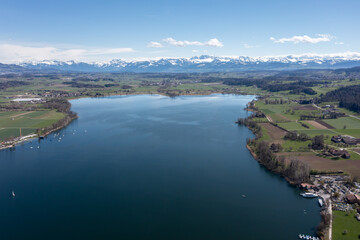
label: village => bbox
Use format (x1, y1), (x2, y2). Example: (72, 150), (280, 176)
(302, 175), (360, 209)
(299, 174), (360, 239)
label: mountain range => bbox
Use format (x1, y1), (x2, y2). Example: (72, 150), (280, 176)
(2, 53), (360, 73)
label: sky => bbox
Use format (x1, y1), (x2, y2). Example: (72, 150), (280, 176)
(0, 0), (359, 63)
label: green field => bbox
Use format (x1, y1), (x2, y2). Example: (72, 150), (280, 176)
(278, 122), (309, 131)
(258, 126), (270, 141)
(323, 117), (360, 129)
(251, 117), (268, 123)
(255, 101), (323, 123)
(0, 110), (65, 141)
(256, 103), (295, 122)
(296, 129), (337, 137)
(281, 140), (311, 152)
(332, 210), (360, 240)
(348, 150), (360, 160)
(336, 129), (360, 138)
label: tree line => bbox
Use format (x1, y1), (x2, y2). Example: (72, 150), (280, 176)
(222, 78), (320, 95)
(318, 85), (360, 113)
(253, 141), (310, 184)
(0, 80), (29, 89)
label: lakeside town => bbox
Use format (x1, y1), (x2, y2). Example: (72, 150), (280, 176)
(296, 173), (360, 240)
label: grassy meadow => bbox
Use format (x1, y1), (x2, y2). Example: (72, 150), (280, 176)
(0, 110), (64, 141)
(332, 210), (360, 240)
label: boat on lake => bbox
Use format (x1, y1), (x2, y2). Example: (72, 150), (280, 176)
(300, 192), (318, 198)
(11, 190), (15, 198)
(318, 198), (323, 207)
(298, 234), (320, 240)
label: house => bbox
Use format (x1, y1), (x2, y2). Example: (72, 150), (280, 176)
(342, 151), (351, 159)
(331, 135), (342, 143)
(11, 98), (42, 103)
(328, 148), (350, 159)
(299, 183), (316, 190)
(342, 137), (359, 145)
(345, 194), (360, 204)
(329, 148), (338, 155)
(331, 135), (360, 145)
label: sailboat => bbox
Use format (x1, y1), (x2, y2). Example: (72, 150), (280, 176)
(11, 190), (15, 198)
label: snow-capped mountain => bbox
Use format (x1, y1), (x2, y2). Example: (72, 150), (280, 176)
(16, 53), (360, 72)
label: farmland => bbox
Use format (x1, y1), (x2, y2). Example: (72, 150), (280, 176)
(245, 77), (360, 178)
(323, 117), (360, 129)
(0, 110), (65, 141)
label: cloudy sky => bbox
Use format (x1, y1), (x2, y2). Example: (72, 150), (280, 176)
(0, 0), (359, 63)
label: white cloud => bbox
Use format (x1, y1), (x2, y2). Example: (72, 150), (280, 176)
(270, 34), (333, 44)
(163, 37), (202, 47)
(0, 44), (134, 63)
(204, 38), (223, 47)
(147, 41), (163, 48)
(162, 37), (223, 47)
(335, 42), (344, 45)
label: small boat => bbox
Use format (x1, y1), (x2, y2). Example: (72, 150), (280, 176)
(318, 198), (323, 207)
(11, 190), (15, 198)
(299, 234), (320, 240)
(300, 192), (318, 198)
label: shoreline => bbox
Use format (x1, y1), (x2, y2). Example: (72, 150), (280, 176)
(66, 90), (252, 101)
(1, 92), (253, 151)
(246, 143), (299, 185)
(247, 139), (331, 239)
(243, 102), (333, 240)
(0, 134), (38, 151)
(0, 112), (77, 151)
(1, 93), (330, 238)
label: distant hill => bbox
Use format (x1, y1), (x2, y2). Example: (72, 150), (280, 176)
(0, 63), (28, 74)
(2, 53), (360, 73)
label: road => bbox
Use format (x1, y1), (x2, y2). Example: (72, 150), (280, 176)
(328, 201), (332, 240)
(349, 114), (360, 120)
(265, 115), (273, 122)
(319, 194), (332, 240)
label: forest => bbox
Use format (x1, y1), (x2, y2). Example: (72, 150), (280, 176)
(0, 80), (29, 89)
(319, 85), (360, 113)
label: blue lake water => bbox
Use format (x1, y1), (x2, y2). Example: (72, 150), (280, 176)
(0, 94), (320, 239)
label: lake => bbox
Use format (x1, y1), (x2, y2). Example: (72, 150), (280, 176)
(0, 94), (320, 240)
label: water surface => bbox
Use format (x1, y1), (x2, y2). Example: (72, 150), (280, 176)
(0, 94), (320, 240)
